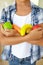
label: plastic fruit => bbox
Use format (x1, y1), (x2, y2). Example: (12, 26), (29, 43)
(26, 28), (32, 34)
(3, 22), (12, 29)
(32, 25), (40, 30)
(20, 24), (33, 36)
(13, 24), (32, 36)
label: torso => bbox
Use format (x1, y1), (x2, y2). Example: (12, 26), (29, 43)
(11, 13), (32, 58)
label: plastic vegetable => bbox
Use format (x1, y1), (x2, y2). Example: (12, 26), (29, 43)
(13, 24), (33, 36)
(3, 22), (12, 29)
(13, 24), (20, 33)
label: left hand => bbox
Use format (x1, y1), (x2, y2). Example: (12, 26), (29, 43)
(1, 24), (18, 37)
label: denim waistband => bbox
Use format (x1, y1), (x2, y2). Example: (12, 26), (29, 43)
(9, 54), (31, 63)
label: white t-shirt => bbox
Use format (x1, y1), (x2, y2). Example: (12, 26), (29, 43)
(11, 13), (32, 58)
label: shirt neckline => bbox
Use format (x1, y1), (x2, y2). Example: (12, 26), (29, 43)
(14, 12), (31, 17)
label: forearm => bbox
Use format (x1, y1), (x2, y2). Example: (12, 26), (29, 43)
(28, 38), (43, 46)
(25, 34), (43, 46)
(0, 36), (26, 45)
(0, 32), (43, 46)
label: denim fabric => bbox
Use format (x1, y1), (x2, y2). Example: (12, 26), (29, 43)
(9, 54), (36, 65)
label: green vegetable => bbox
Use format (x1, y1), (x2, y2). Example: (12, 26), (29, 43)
(3, 22), (12, 29)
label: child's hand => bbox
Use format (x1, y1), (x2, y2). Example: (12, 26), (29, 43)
(25, 28), (43, 41)
(1, 24), (18, 37)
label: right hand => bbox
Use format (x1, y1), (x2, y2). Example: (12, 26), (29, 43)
(25, 28), (43, 41)
(1, 24), (18, 37)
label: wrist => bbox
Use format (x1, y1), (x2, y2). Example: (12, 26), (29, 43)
(24, 34), (31, 42)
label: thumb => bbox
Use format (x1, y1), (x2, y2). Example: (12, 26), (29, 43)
(1, 24), (4, 31)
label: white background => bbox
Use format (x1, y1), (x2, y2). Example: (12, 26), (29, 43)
(31, 0), (39, 5)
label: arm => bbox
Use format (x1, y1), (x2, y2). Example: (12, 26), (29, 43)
(26, 23), (43, 46)
(0, 24), (43, 46)
(0, 35), (26, 45)
(0, 24), (26, 45)
(1, 30), (43, 46)
(25, 26), (43, 46)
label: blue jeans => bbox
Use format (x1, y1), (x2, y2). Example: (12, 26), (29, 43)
(9, 54), (36, 65)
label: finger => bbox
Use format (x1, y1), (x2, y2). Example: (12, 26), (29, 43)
(5, 29), (10, 32)
(1, 24), (4, 31)
(36, 27), (42, 31)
